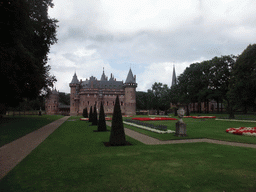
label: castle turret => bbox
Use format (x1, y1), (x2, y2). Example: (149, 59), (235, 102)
(124, 68), (137, 115)
(69, 72), (80, 116)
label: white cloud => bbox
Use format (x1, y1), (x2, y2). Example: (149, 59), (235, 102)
(47, 0), (256, 93)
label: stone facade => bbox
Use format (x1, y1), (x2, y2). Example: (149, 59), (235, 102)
(69, 69), (137, 116)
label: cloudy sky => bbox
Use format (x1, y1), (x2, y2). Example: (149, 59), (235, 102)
(48, 0), (256, 93)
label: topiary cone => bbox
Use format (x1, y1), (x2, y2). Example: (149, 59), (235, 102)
(92, 105), (98, 125)
(97, 101), (107, 131)
(89, 106), (93, 122)
(109, 95), (126, 145)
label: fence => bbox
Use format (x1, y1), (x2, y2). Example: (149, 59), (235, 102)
(5, 111), (46, 116)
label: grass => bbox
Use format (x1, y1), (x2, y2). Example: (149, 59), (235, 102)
(1, 116), (256, 191)
(0, 115), (64, 147)
(122, 114), (256, 144)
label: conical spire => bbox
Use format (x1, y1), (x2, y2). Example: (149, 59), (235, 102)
(70, 72), (79, 84)
(125, 68), (136, 84)
(100, 68), (107, 81)
(172, 65), (177, 87)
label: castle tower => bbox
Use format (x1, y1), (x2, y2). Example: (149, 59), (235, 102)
(171, 65), (177, 87)
(124, 68), (137, 115)
(45, 88), (59, 115)
(69, 72), (80, 116)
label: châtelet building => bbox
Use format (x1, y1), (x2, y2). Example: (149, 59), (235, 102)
(69, 68), (137, 116)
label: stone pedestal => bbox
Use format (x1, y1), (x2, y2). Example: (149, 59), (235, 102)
(175, 121), (187, 137)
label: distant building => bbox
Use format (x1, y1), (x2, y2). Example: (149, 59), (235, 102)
(69, 68), (137, 116)
(46, 68), (137, 116)
(45, 89), (70, 115)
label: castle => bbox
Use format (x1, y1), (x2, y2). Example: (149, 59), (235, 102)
(45, 68), (137, 116)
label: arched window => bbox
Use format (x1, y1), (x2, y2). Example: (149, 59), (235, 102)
(88, 101), (89, 105)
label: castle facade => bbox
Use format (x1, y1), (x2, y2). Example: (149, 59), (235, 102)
(69, 69), (137, 116)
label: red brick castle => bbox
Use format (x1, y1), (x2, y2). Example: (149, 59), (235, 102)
(70, 68), (137, 116)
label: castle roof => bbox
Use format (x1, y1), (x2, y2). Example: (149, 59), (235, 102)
(70, 72), (79, 84)
(125, 68), (136, 84)
(100, 68), (108, 81)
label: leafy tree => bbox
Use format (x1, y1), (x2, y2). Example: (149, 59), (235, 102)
(59, 93), (70, 105)
(0, 0), (58, 114)
(97, 102), (107, 132)
(149, 82), (170, 115)
(228, 44), (256, 114)
(136, 91), (148, 110)
(109, 95), (126, 146)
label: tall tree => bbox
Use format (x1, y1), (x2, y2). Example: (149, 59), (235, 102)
(92, 105), (98, 125)
(0, 0), (58, 114)
(228, 44), (256, 114)
(89, 106), (93, 122)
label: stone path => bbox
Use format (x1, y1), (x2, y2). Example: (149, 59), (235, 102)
(0, 116), (70, 180)
(107, 122), (256, 148)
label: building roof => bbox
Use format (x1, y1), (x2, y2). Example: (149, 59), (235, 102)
(172, 65), (177, 87)
(125, 68), (136, 84)
(100, 68), (108, 81)
(70, 72), (79, 84)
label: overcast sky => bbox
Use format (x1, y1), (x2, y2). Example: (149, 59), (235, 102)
(48, 0), (256, 93)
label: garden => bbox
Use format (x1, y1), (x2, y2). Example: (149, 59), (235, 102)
(1, 114), (256, 191)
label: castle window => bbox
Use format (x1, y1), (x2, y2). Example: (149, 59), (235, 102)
(88, 101), (89, 105)
(121, 101), (123, 106)
(107, 101), (108, 106)
(94, 94), (96, 97)
(113, 101), (114, 105)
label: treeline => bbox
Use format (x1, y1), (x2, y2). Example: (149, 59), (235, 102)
(137, 44), (256, 118)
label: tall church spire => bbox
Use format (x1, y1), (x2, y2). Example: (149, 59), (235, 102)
(171, 65), (177, 87)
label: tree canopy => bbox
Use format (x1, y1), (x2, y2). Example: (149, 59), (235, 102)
(0, 0), (58, 113)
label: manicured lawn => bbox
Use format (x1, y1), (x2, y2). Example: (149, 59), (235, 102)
(0, 115), (64, 147)
(0, 116), (256, 191)
(123, 114), (256, 144)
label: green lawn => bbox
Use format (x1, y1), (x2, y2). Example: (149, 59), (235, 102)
(1, 116), (256, 191)
(0, 115), (64, 147)
(122, 114), (256, 144)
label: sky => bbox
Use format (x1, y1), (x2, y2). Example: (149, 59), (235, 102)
(48, 0), (256, 93)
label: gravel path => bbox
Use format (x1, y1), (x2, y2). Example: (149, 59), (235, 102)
(107, 122), (256, 148)
(0, 116), (70, 180)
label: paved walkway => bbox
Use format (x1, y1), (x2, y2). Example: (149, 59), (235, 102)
(107, 122), (256, 148)
(0, 116), (70, 180)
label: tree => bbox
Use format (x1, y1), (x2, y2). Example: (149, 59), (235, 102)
(89, 106), (93, 122)
(149, 82), (170, 115)
(97, 102), (107, 132)
(228, 44), (256, 114)
(0, 0), (58, 114)
(109, 95), (126, 146)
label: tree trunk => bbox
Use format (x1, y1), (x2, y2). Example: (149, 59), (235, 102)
(186, 105), (190, 116)
(243, 105), (247, 114)
(228, 100), (235, 119)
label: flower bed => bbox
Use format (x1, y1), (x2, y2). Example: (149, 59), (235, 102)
(226, 127), (256, 136)
(184, 116), (216, 119)
(132, 117), (177, 121)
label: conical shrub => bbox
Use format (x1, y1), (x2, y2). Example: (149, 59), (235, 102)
(109, 95), (126, 146)
(82, 107), (88, 118)
(97, 101), (107, 131)
(89, 106), (93, 122)
(92, 105), (98, 125)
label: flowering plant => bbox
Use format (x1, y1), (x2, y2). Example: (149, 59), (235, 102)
(226, 127), (256, 136)
(132, 117), (177, 121)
